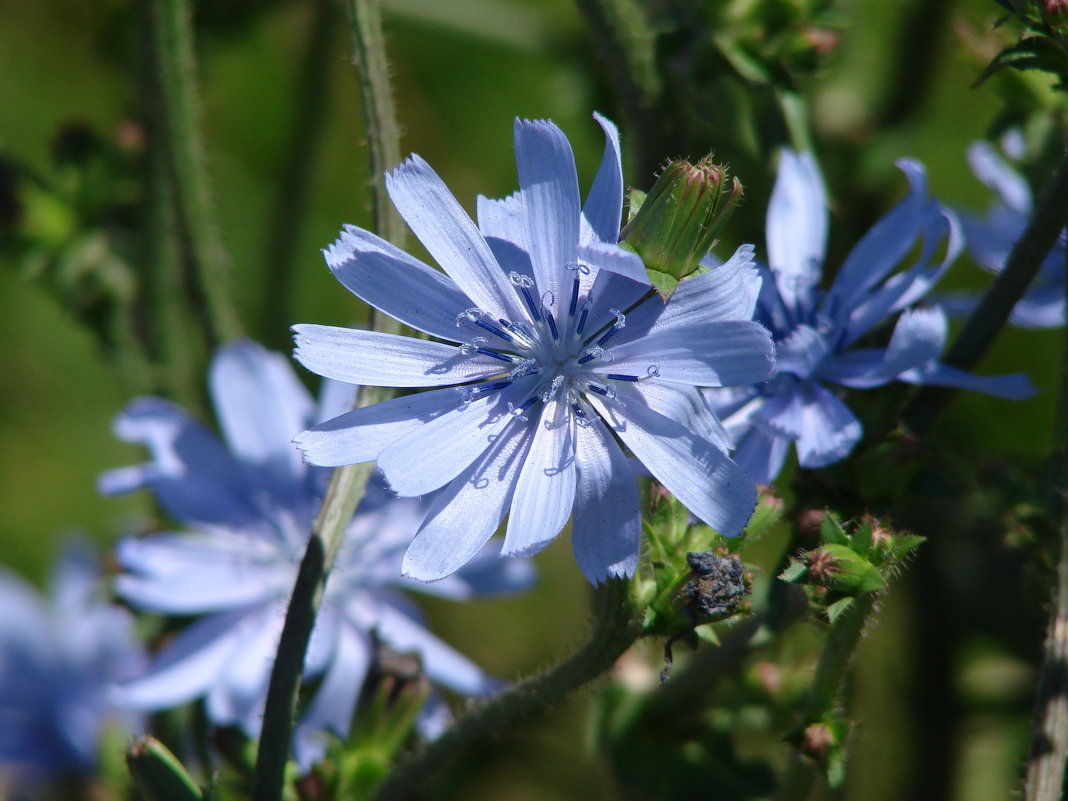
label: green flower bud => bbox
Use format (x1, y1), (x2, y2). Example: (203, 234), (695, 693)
(621, 156), (743, 299)
(804, 544), (887, 595)
(126, 736), (204, 801)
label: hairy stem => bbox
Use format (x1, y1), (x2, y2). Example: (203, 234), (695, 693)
(902, 145), (1068, 435)
(776, 594), (876, 801)
(346, 0), (406, 251)
(1023, 244), (1068, 801)
(251, 3), (404, 797)
(145, 0), (242, 345)
(262, 0), (337, 347)
(369, 578), (643, 801)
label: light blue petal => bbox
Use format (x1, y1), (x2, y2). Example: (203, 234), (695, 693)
(828, 159), (928, 313)
(594, 386), (757, 537)
(753, 382), (805, 438)
(204, 604), (284, 732)
(378, 377), (537, 496)
(1013, 292), (1067, 329)
(766, 150), (827, 313)
(794, 383), (863, 469)
(967, 140), (1032, 214)
(402, 423), (533, 582)
(324, 225), (474, 341)
(827, 307), (947, 389)
(605, 319), (774, 387)
(295, 387), (458, 467)
(897, 362), (1038, 399)
(476, 192), (533, 276)
(661, 244), (762, 325)
(385, 155), (524, 323)
(115, 609), (254, 710)
(98, 397), (259, 527)
(775, 324), (829, 380)
(293, 325), (506, 387)
(960, 209), (1018, 274)
(514, 118), (581, 311)
(412, 539), (537, 600)
(571, 418), (641, 583)
(503, 400), (576, 557)
(577, 241), (648, 283)
(580, 112), (623, 246)
(623, 380), (733, 453)
(731, 427), (791, 485)
(210, 341), (313, 509)
(115, 534), (291, 614)
(293, 624), (371, 771)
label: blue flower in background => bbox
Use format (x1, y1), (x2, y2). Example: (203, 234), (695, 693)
(0, 540), (145, 797)
(100, 341), (533, 769)
(705, 150), (1036, 484)
(293, 115), (775, 584)
(957, 134), (1066, 328)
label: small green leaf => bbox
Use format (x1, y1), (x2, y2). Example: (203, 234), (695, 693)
(819, 512), (849, 546)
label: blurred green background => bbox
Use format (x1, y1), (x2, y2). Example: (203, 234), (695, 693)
(0, 0), (1064, 799)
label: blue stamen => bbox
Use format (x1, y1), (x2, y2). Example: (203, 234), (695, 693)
(587, 383), (609, 396)
(545, 311), (559, 339)
(476, 319), (513, 342)
(605, 373), (640, 382)
(569, 277), (580, 316)
(520, 286), (542, 321)
(476, 348), (514, 363)
(597, 326), (620, 347)
(576, 305), (590, 335)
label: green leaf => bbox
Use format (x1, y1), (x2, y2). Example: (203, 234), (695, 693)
(819, 512), (849, 546)
(826, 596), (855, 624)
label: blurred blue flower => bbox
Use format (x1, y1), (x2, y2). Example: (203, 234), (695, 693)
(0, 540), (145, 797)
(705, 150), (1036, 484)
(293, 114), (775, 584)
(100, 340), (533, 769)
(956, 134), (1066, 328)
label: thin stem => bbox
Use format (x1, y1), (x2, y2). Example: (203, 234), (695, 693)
(346, 0), (406, 251)
(369, 578), (643, 801)
(146, 0), (242, 345)
(252, 455), (379, 801)
(1023, 244), (1068, 801)
(902, 145), (1068, 435)
(262, 0), (337, 347)
(775, 594), (876, 801)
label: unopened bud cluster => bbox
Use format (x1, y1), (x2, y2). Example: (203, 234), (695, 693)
(621, 156), (743, 299)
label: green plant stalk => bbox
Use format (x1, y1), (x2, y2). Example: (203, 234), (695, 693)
(902, 145), (1068, 435)
(346, 0), (407, 252)
(1023, 244), (1068, 801)
(369, 577), (643, 801)
(251, 3), (404, 796)
(776, 593), (875, 801)
(251, 452), (380, 801)
(146, 0), (242, 345)
(262, 0), (337, 346)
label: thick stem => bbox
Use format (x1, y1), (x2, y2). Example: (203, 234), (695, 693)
(346, 0), (406, 251)
(368, 577), (642, 801)
(1023, 244), (1068, 801)
(262, 0), (337, 347)
(145, 0), (242, 345)
(902, 145), (1068, 435)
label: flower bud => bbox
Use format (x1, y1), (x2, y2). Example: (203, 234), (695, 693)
(804, 544), (887, 595)
(126, 736), (204, 801)
(621, 156), (743, 299)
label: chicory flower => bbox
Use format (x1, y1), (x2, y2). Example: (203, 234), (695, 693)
(100, 341), (532, 769)
(293, 115), (775, 584)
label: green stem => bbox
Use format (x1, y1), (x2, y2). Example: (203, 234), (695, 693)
(901, 145), (1068, 435)
(262, 0), (337, 347)
(146, 0), (242, 345)
(251, 454), (380, 801)
(251, 4), (405, 796)
(1023, 244), (1068, 801)
(369, 577), (642, 801)
(346, 0), (406, 251)
(776, 594), (875, 801)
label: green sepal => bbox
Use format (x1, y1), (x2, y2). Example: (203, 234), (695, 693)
(126, 736), (205, 801)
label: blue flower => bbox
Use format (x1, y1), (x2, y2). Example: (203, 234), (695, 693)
(705, 150), (1036, 484)
(293, 115), (775, 584)
(100, 340), (533, 769)
(957, 134), (1066, 328)
(0, 540), (145, 796)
